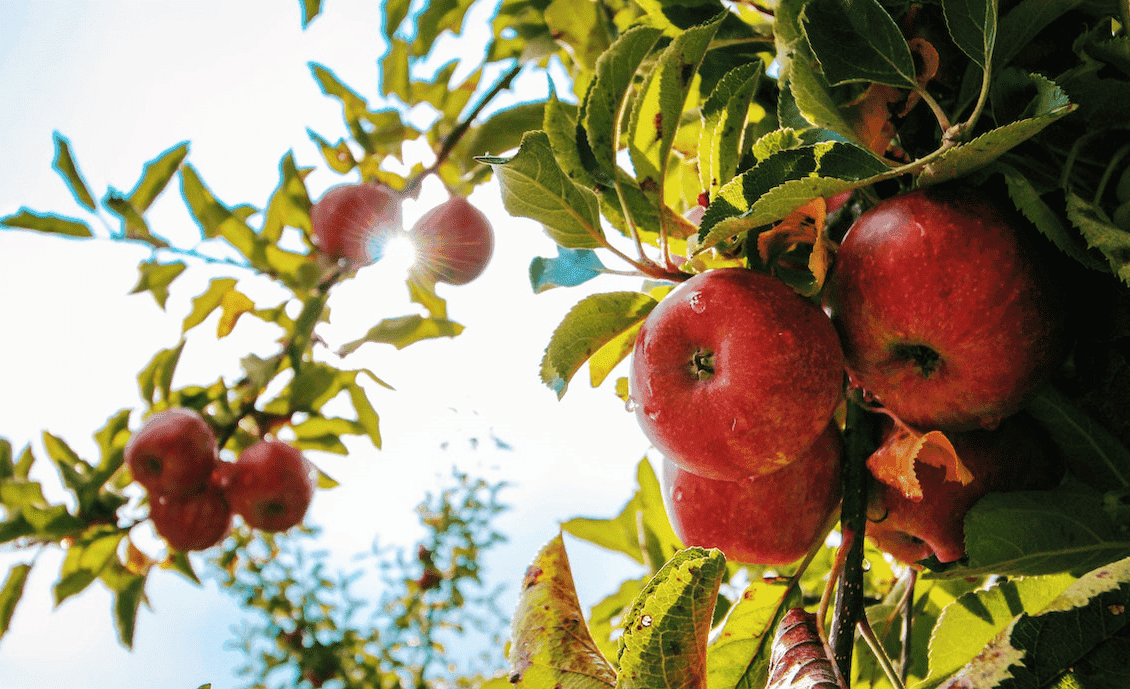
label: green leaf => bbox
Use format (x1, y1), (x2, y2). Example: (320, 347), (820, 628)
(383, 0), (411, 36)
(563, 459), (682, 569)
(0, 439), (11, 481)
(346, 376), (382, 449)
(997, 164), (1109, 272)
(292, 417), (359, 454)
(307, 128), (356, 174)
(698, 142), (889, 249)
(699, 61), (763, 200)
(627, 15), (723, 194)
(466, 102), (547, 159)
(919, 74), (1075, 186)
(582, 25), (665, 183)
(129, 260), (187, 310)
(508, 534), (617, 689)
(801, 0), (917, 88)
(137, 340), (186, 404)
(13, 445), (34, 480)
(182, 277), (238, 333)
(942, 0), (997, 69)
(0, 563), (32, 641)
(938, 555), (1130, 688)
(217, 288), (255, 339)
(337, 314), (465, 354)
(41, 432), (93, 493)
(128, 142), (189, 213)
(54, 529), (126, 606)
(0, 518), (35, 546)
(545, 0), (611, 69)
(708, 579), (802, 689)
(529, 248), (606, 293)
(1068, 192), (1130, 287)
(261, 152), (312, 242)
(309, 63), (374, 153)
(540, 292), (658, 399)
(920, 572), (1077, 689)
(590, 576), (651, 662)
(479, 130), (605, 249)
(0, 209), (93, 238)
(299, 0), (322, 28)
(953, 488), (1130, 578)
(92, 409), (132, 484)
(179, 164), (258, 259)
(102, 190), (165, 247)
(1026, 385), (1130, 490)
(51, 132), (96, 211)
(112, 574), (146, 648)
(616, 547), (725, 689)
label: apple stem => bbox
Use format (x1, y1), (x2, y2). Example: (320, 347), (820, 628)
(899, 568), (917, 681)
(858, 615), (908, 689)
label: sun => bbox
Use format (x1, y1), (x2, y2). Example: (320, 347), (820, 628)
(366, 231), (419, 276)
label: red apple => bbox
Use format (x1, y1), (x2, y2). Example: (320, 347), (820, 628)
(125, 408), (218, 497)
(630, 267), (845, 481)
(662, 424), (843, 565)
(311, 182), (403, 263)
(866, 412), (1064, 565)
(825, 186), (1069, 431)
(408, 195), (494, 285)
(149, 486), (232, 552)
(225, 440), (314, 532)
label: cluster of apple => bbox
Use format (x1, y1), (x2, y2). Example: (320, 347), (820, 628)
(125, 408), (315, 552)
(310, 181), (494, 285)
(632, 185), (1070, 568)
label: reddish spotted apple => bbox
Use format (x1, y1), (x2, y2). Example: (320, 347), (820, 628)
(825, 186), (1069, 431)
(149, 486), (232, 552)
(408, 195), (494, 285)
(225, 440), (315, 532)
(866, 412), (1064, 565)
(662, 424), (843, 565)
(630, 267), (845, 481)
(125, 408), (218, 497)
(311, 181), (403, 263)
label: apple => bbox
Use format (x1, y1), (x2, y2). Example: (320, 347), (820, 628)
(662, 424), (843, 565)
(866, 412), (1064, 565)
(149, 486), (232, 552)
(408, 195), (494, 285)
(225, 440), (314, 532)
(630, 267), (845, 481)
(125, 408), (218, 497)
(310, 181), (403, 263)
(824, 186), (1069, 431)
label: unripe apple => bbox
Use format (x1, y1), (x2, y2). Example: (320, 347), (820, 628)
(825, 186), (1069, 431)
(125, 408), (218, 497)
(662, 424), (843, 565)
(408, 195), (494, 285)
(311, 182), (403, 263)
(630, 267), (845, 481)
(225, 440), (314, 532)
(866, 412), (1064, 565)
(149, 486), (232, 552)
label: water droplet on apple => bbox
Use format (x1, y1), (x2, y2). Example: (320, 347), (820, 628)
(646, 407), (662, 421)
(672, 487), (684, 502)
(688, 291), (706, 313)
(625, 397), (638, 413)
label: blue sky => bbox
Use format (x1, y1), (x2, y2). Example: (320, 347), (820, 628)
(0, 2), (652, 686)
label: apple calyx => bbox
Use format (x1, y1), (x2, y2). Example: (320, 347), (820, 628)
(891, 343), (942, 378)
(691, 349), (715, 380)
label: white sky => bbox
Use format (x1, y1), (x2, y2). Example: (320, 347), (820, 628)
(0, 2), (654, 686)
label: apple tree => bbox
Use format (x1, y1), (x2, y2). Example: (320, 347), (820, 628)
(3, 0), (1130, 687)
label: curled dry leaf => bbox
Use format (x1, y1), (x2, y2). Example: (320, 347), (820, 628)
(766, 608), (842, 689)
(866, 412), (973, 501)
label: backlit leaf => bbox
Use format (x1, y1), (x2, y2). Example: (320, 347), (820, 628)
(921, 572), (1077, 688)
(299, 0), (322, 28)
(183, 278), (238, 333)
(41, 431), (93, 494)
(699, 61), (763, 200)
(707, 578), (802, 689)
(137, 340), (185, 404)
(1068, 192), (1130, 286)
(540, 291), (658, 399)
(346, 376), (382, 449)
(112, 574), (146, 649)
(128, 141), (189, 213)
(0, 563), (31, 641)
(217, 289), (255, 339)
(0, 209), (93, 238)
(261, 152), (312, 242)
(129, 260), (186, 309)
(509, 534), (617, 689)
(937, 555), (1130, 688)
(338, 314), (464, 354)
(51, 132), (96, 211)
(479, 130), (605, 249)
(616, 547), (725, 689)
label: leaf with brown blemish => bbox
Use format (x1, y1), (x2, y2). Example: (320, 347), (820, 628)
(509, 533), (616, 689)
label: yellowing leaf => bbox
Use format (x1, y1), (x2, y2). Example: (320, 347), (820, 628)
(866, 414), (972, 501)
(509, 534), (616, 689)
(217, 289), (255, 338)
